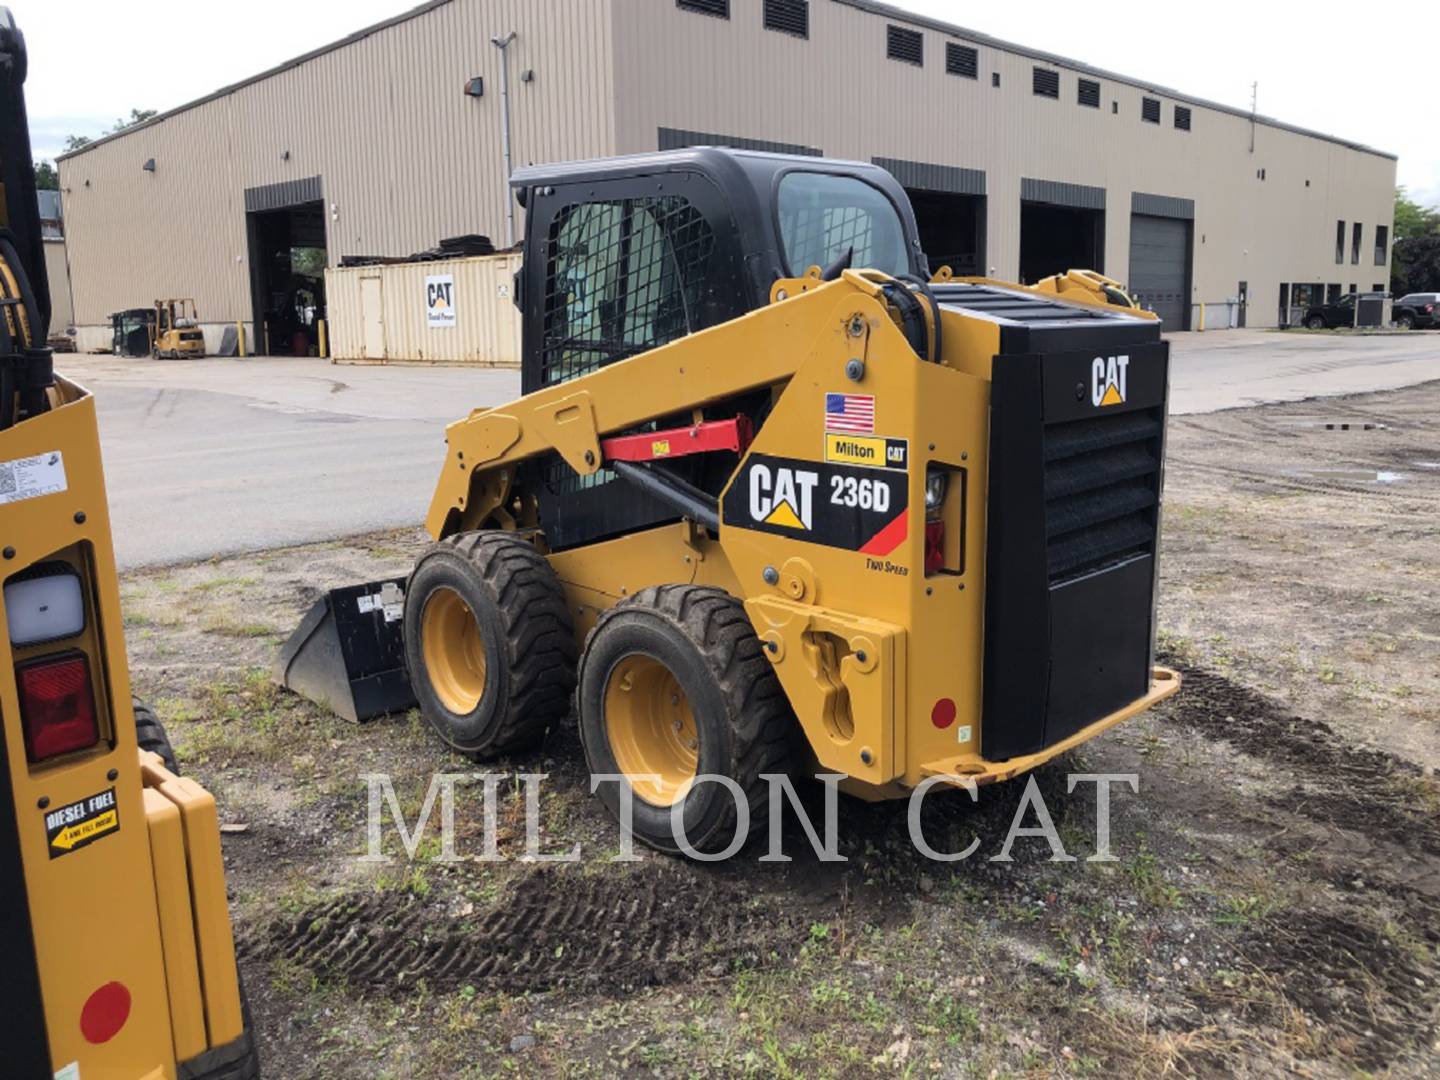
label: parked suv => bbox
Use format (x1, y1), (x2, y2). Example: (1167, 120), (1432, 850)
(1392, 292), (1440, 329)
(1302, 292), (1360, 329)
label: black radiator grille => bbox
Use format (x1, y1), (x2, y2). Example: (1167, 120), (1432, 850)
(1043, 409), (1161, 582)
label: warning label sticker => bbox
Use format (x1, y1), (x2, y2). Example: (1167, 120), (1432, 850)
(45, 787), (120, 859)
(824, 433), (908, 471)
(0, 450), (67, 507)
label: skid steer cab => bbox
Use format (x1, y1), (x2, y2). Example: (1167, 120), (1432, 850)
(0, 8), (259, 1077)
(399, 147), (1179, 855)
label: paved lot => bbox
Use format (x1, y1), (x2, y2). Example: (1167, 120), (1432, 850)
(55, 328), (1437, 568)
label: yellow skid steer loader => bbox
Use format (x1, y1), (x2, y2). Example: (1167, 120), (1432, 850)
(286, 148), (1180, 855)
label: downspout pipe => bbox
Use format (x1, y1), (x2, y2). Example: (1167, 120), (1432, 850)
(490, 32), (517, 248)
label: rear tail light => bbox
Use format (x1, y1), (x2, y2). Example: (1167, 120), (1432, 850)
(1426, 304), (1434, 313)
(17, 653), (100, 763)
(924, 520), (945, 574)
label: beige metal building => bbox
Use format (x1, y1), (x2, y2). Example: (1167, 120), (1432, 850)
(57, 0), (1397, 351)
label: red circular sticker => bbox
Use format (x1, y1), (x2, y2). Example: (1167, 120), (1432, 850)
(931, 698), (957, 729)
(80, 981), (131, 1044)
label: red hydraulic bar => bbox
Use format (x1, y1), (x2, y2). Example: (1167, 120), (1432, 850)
(601, 416), (754, 463)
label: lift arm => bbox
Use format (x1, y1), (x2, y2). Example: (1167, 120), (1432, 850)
(426, 275), (890, 537)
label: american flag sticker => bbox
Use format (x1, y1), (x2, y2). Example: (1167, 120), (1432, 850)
(824, 393), (875, 434)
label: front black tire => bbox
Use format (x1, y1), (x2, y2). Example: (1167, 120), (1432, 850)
(133, 698), (179, 772)
(403, 531), (577, 758)
(577, 585), (791, 856)
(1305, 315), (1327, 330)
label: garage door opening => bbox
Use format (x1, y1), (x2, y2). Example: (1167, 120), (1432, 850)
(907, 190), (986, 276)
(1127, 213), (1192, 331)
(246, 194), (328, 356)
(1019, 201), (1104, 284)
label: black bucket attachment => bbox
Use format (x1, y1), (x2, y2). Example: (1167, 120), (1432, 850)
(275, 578), (416, 721)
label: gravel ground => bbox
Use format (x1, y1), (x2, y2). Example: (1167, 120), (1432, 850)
(121, 379), (1440, 1077)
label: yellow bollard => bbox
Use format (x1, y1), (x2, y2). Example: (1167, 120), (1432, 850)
(1197, 303), (1205, 332)
(237, 321), (247, 357)
(318, 318), (328, 360)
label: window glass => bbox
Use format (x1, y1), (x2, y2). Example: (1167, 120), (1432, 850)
(777, 173), (908, 277)
(542, 196), (715, 387)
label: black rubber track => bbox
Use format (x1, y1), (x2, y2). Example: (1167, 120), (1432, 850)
(578, 584), (792, 854)
(406, 531), (577, 757)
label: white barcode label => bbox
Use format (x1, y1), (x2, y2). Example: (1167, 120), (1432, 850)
(0, 451), (67, 506)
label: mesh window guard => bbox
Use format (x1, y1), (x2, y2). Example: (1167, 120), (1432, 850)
(541, 196), (716, 388)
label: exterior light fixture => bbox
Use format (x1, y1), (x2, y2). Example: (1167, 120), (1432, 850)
(464, 76), (483, 98)
(142, 158), (155, 172)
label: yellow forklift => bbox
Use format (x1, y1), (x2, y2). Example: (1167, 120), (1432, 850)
(150, 298), (205, 359)
(0, 10), (258, 1077)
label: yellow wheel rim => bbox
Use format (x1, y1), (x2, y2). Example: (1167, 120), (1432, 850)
(421, 587), (488, 714)
(604, 654), (698, 807)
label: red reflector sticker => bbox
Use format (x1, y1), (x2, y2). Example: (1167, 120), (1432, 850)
(16, 653), (99, 763)
(931, 698), (957, 729)
(80, 981), (131, 1044)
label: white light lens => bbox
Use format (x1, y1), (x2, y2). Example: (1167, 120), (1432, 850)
(925, 470), (948, 512)
(5, 572), (85, 646)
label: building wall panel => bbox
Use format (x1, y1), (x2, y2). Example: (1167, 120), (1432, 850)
(57, 0), (615, 330)
(56, 0), (1395, 335)
(611, 0), (1395, 323)
(42, 239), (75, 334)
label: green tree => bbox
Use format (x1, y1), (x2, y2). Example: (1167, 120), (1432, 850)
(1391, 188), (1440, 295)
(61, 109), (156, 155)
(34, 160), (58, 190)
(108, 107), (157, 134)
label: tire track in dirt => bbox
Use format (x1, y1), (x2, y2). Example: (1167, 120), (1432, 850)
(241, 865), (801, 996)
(1160, 660), (1440, 1064)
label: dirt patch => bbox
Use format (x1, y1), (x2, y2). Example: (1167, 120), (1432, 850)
(1160, 662), (1440, 856)
(1209, 915), (1434, 1077)
(117, 377), (1440, 1076)
(242, 865), (800, 995)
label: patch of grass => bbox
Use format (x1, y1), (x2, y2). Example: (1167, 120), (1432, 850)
(1126, 852), (1182, 909)
(1213, 893), (1280, 927)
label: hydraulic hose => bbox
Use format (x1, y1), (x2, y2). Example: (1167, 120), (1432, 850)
(898, 273), (944, 365)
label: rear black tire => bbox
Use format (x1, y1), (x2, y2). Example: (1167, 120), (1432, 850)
(133, 698), (179, 772)
(403, 531), (577, 758)
(1397, 314), (1414, 330)
(577, 585), (792, 856)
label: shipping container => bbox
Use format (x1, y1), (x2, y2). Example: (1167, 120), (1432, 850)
(326, 252), (522, 367)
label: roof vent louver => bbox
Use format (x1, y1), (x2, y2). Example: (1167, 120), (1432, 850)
(946, 42), (978, 79)
(763, 0), (808, 37)
(887, 24), (923, 66)
(1033, 67), (1060, 98)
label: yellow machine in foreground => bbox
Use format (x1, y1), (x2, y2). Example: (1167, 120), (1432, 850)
(151, 298), (205, 359)
(400, 148), (1179, 854)
(0, 10), (257, 1076)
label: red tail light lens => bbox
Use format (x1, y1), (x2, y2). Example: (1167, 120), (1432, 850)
(17, 653), (100, 763)
(924, 520), (945, 575)
(1427, 304), (1435, 313)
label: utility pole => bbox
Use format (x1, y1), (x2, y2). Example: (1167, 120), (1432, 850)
(491, 31), (517, 247)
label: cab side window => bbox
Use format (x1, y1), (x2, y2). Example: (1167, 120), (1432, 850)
(541, 196), (715, 387)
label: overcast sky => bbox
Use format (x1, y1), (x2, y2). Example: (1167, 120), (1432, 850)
(25, 0), (1435, 205)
